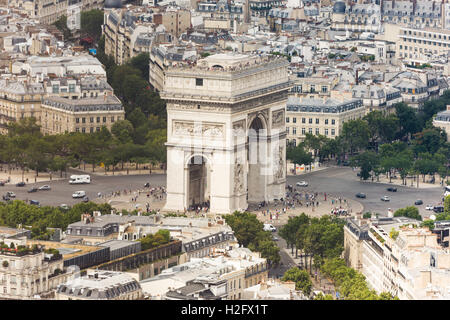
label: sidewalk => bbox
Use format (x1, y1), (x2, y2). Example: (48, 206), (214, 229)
(70, 164), (165, 177)
(282, 247), (336, 296)
(353, 169), (445, 189)
(252, 195), (363, 226)
(0, 167), (65, 185)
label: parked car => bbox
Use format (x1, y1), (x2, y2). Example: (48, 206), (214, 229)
(29, 200), (40, 206)
(0, 181), (5, 186)
(28, 187), (38, 193)
(263, 224), (277, 232)
(425, 204), (434, 210)
(82, 196), (89, 203)
(381, 196), (390, 202)
(387, 187), (397, 192)
(433, 206), (444, 213)
(72, 191), (86, 198)
(415, 200), (423, 205)
(6, 192), (16, 198)
(144, 182), (150, 188)
(16, 182), (25, 187)
(38, 185), (51, 191)
(296, 181), (308, 187)
(355, 192), (366, 199)
(2, 195), (10, 201)
(342, 161), (350, 166)
(60, 204), (69, 210)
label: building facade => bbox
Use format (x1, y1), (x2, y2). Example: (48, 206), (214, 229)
(285, 96), (365, 145)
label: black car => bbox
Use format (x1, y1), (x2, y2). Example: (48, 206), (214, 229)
(0, 181), (4, 186)
(356, 193), (366, 199)
(387, 187), (397, 192)
(342, 161), (350, 166)
(144, 182), (150, 188)
(415, 200), (423, 205)
(433, 206), (444, 213)
(28, 187), (38, 193)
(29, 200), (40, 206)
(16, 182), (25, 187)
(2, 195), (10, 201)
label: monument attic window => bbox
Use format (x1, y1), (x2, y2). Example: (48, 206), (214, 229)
(196, 78), (203, 86)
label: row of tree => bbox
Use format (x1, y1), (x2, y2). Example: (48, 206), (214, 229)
(279, 214), (345, 275)
(0, 118), (166, 179)
(318, 258), (398, 300)
(224, 211), (280, 265)
(0, 200), (112, 239)
(287, 102), (450, 184)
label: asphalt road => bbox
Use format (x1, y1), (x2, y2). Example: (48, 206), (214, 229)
(286, 166), (445, 219)
(0, 171), (165, 207)
(0, 166), (445, 219)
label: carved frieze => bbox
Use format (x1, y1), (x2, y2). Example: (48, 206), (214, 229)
(172, 121), (224, 137)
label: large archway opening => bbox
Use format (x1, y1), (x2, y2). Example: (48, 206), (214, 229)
(247, 117), (266, 203)
(187, 155), (210, 210)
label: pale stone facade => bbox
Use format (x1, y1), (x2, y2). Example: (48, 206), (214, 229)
(161, 53), (290, 214)
(433, 106), (450, 141)
(40, 95), (124, 135)
(0, 247), (72, 299)
(384, 23), (450, 65)
(285, 95), (365, 145)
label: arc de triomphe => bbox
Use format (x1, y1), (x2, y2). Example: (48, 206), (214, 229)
(161, 53), (290, 214)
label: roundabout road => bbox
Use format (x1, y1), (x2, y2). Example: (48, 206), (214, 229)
(1, 167), (445, 220)
(286, 166), (445, 219)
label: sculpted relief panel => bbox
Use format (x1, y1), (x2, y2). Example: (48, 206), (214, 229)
(234, 157), (245, 194)
(272, 109), (285, 128)
(172, 121), (224, 138)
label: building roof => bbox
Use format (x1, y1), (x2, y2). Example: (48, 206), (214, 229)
(57, 270), (141, 299)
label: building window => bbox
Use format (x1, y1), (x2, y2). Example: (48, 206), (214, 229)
(302, 118), (305, 123)
(111, 116), (115, 123)
(331, 129), (335, 135)
(90, 127), (94, 133)
(69, 84), (75, 93)
(315, 118), (319, 124)
(96, 127), (100, 132)
(309, 118), (312, 124)
(325, 119), (328, 124)
(321, 86), (328, 93)
(103, 117), (106, 123)
(308, 128), (312, 134)
(82, 117), (86, 123)
(90, 117), (94, 123)
(293, 127), (296, 134)
(301, 128), (305, 134)
(52, 85), (59, 93)
(196, 78), (203, 86)
(332, 119), (335, 125)
(286, 117), (289, 123)
(76, 127), (79, 132)
(96, 117), (100, 123)
(315, 128), (319, 135)
(76, 118), (80, 123)
(82, 127), (86, 133)
(325, 129), (329, 135)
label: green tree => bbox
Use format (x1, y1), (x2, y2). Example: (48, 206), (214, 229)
(281, 267), (313, 295)
(80, 9), (104, 40)
(341, 119), (370, 155)
(394, 206), (422, 221)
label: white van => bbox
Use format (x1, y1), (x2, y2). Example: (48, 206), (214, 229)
(69, 175), (91, 184)
(72, 191), (86, 198)
(263, 224), (277, 232)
